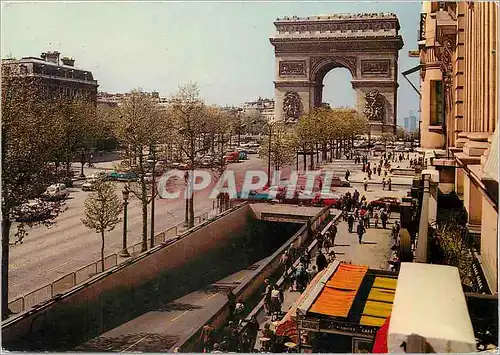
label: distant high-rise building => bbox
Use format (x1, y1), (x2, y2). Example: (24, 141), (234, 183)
(408, 110), (418, 132)
(404, 116), (410, 132)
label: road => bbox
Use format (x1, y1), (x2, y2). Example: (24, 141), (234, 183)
(7, 154), (304, 300)
(8, 150), (414, 301)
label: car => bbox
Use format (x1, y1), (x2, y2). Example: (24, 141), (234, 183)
(178, 163), (190, 170)
(330, 176), (351, 188)
(41, 183), (69, 201)
(144, 172), (154, 183)
(368, 197), (401, 212)
(108, 171), (138, 182)
(233, 190), (270, 201)
(82, 178), (97, 191)
(312, 192), (343, 208)
(12, 200), (55, 222)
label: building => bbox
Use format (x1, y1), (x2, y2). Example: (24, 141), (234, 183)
(408, 110), (418, 132)
(2, 51), (98, 103)
(416, 2), (498, 294)
(97, 90), (163, 108)
(243, 97), (275, 121)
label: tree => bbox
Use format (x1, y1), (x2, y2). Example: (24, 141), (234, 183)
(113, 90), (168, 251)
(258, 122), (297, 172)
(81, 180), (122, 271)
(168, 83), (222, 228)
(51, 97), (97, 179)
(1, 70), (62, 319)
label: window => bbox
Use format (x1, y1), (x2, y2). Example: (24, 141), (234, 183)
(430, 80), (444, 126)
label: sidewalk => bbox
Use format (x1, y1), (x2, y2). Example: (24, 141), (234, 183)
(251, 212), (396, 351)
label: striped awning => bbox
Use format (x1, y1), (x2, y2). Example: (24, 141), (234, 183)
(360, 277), (397, 326)
(309, 264), (368, 317)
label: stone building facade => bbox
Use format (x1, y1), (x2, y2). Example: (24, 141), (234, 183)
(2, 51), (98, 104)
(269, 13), (403, 134)
(418, 1), (498, 294)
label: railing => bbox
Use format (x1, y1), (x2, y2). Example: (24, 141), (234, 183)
(7, 211), (211, 316)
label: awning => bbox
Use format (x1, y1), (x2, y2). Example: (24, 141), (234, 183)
(388, 263), (476, 353)
(309, 264), (368, 317)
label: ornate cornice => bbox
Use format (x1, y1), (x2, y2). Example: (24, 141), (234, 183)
(271, 37), (403, 54)
(274, 18), (399, 34)
(351, 80), (398, 89)
(274, 80), (316, 88)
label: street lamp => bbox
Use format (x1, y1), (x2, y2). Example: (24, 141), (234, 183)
(119, 187), (131, 257)
(255, 120), (272, 187)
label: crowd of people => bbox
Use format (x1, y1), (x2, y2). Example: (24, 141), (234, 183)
(339, 189), (393, 244)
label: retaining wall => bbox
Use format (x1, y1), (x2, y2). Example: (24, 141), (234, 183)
(2, 204), (251, 350)
(178, 206), (331, 352)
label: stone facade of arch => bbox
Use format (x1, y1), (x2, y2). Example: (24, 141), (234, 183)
(270, 13), (404, 134)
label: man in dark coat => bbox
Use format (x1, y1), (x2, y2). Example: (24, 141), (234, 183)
(357, 220), (366, 244)
(316, 249), (328, 272)
(347, 214), (355, 233)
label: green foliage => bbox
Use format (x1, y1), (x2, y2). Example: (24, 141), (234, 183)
(81, 180), (122, 234)
(430, 214), (474, 287)
(258, 122), (297, 170)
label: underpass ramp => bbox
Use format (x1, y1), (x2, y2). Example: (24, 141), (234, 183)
(250, 203), (324, 223)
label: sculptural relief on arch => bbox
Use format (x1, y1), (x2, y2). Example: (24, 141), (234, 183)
(269, 13), (404, 134)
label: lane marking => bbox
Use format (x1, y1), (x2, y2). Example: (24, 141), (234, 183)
(121, 335), (148, 352)
(207, 291), (220, 300)
(170, 310), (188, 322)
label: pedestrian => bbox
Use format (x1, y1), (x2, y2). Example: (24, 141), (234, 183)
(246, 316), (259, 345)
(308, 265), (318, 282)
(263, 279), (272, 315)
(382, 177), (386, 190)
(381, 209), (388, 229)
(330, 223), (338, 247)
(316, 249), (328, 272)
(384, 169), (388, 178)
(374, 211), (379, 228)
(377, 165), (381, 176)
(347, 213), (355, 233)
(368, 168), (372, 180)
(345, 169), (350, 181)
(269, 285), (282, 319)
(234, 301), (245, 324)
(316, 233), (324, 252)
(295, 263), (307, 292)
(280, 251), (289, 274)
(387, 177), (392, 191)
(363, 177), (368, 192)
(227, 290), (236, 321)
(357, 219), (366, 244)
(199, 323), (215, 353)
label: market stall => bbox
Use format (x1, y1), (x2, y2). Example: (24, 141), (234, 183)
(285, 261), (398, 353)
(387, 263), (476, 353)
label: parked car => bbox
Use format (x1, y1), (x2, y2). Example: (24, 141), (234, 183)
(41, 183), (69, 201)
(108, 171), (138, 182)
(82, 178), (97, 191)
(330, 176), (351, 188)
(12, 200), (55, 222)
(312, 192), (343, 208)
(368, 197), (401, 212)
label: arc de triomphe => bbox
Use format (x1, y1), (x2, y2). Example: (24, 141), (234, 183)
(270, 13), (404, 134)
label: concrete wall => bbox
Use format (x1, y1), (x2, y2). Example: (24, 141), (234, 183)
(178, 206), (331, 351)
(464, 174), (482, 226)
(2, 204), (251, 349)
(480, 197), (498, 293)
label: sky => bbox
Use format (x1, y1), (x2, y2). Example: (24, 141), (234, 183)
(1, 1), (421, 124)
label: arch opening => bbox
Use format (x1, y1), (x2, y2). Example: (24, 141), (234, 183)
(314, 66), (356, 110)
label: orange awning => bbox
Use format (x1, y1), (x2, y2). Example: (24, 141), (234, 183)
(309, 263), (368, 317)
